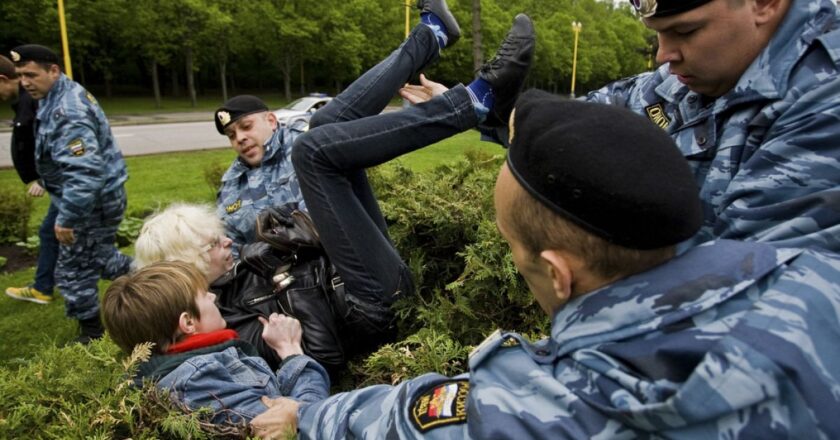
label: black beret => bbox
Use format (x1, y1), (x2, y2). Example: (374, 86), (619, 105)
(507, 89), (702, 250)
(215, 95), (269, 134)
(629, 0), (713, 18)
(10, 44), (60, 65)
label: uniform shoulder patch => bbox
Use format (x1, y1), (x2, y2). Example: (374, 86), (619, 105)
(67, 138), (85, 156)
(644, 103), (671, 130)
(410, 380), (469, 433)
(225, 199), (242, 214)
(85, 92), (99, 106)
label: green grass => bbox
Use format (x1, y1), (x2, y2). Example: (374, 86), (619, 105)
(0, 129), (502, 365)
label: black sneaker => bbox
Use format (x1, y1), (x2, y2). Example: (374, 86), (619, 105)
(479, 14), (535, 127)
(416, 0), (461, 47)
(73, 316), (105, 345)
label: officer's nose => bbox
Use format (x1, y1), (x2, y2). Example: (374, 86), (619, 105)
(655, 34), (681, 65)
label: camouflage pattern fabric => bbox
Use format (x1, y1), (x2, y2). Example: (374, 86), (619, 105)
(216, 120), (308, 253)
(586, 0), (840, 253)
(297, 240), (840, 439)
(55, 187), (132, 320)
(34, 74), (131, 319)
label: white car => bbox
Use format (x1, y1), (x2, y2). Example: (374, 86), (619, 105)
(273, 94), (333, 127)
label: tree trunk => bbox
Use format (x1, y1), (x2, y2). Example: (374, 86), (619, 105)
(220, 60), (228, 103)
(299, 59), (305, 96)
(151, 61), (161, 108)
(171, 66), (180, 97)
(282, 53), (292, 101)
(104, 73), (113, 99)
(77, 62), (86, 87)
(472, 0), (483, 71)
(185, 48), (197, 107)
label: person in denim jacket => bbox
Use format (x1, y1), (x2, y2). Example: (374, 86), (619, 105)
(102, 261), (329, 426)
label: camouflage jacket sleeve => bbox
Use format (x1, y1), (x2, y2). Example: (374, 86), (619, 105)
(44, 107), (107, 229)
(297, 373), (471, 439)
(582, 4), (840, 253)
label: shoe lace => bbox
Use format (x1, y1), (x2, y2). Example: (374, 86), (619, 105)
(481, 36), (519, 72)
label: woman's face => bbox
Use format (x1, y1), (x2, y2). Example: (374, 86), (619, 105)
(204, 235), (235, 281)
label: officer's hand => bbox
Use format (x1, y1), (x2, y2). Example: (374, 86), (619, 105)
(259, 313), (304, 359)
(251, 396), (300, 439)
(400, 74), (449, 104)
(27, 181), (45, 197)
(240, 242), (291, 281)
(54, 224), (75, 245)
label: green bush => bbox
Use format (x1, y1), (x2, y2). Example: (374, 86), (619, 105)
(203, 161), (228, 193)
(0, 188), (33, 244)
(0, 340), (252, 439)
(0, 151), (546, 437)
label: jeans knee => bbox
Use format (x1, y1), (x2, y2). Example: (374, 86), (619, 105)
(308, 110), (329, 129)
(291, 131), (324, 175)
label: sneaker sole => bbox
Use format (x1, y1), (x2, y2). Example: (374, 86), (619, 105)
(5, 290), (51, 305)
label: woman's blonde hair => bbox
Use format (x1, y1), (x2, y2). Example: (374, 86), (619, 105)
(134, 203), (225, 278)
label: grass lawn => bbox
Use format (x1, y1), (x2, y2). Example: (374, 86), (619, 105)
(0, 129), (503, 365)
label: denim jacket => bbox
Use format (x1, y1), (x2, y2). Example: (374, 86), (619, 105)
(136, 339), (329, 425)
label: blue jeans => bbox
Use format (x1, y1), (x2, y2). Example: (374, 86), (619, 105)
(33, 201), (59, 294)
(291, 25), (478, 340)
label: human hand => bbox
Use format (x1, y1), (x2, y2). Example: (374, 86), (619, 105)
(399, 74), (449, 104)
(54, 224), (75, 245)
(251, 396), (300, 439)
(27, 181), (45, 197)
(259, 313), (304, 359)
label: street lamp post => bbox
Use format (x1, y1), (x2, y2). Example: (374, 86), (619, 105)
(570, 21), (583, 98)
(405, 0), (411, 38)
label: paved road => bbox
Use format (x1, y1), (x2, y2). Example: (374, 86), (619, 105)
(0, 120), (228, 168)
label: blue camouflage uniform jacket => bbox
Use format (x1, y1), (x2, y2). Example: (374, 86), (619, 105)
(586, 0), (840, 253)
(34, 74), (128, 229)
(296, 240), (840, 439)
(216, 121), (307, 252)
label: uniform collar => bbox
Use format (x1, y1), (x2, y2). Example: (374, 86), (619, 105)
(221, 127), (285, 181)
(36, 73), (70, 119)
(550, 240), (801, 357)
(655, 0), (839, 109)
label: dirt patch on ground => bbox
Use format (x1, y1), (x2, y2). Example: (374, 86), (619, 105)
(0, 244), (37, 273)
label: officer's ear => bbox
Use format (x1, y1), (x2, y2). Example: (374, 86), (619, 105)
(753, 0), (786, 26)
(266, 111), (278, 130)
(538, 250), (574, 309)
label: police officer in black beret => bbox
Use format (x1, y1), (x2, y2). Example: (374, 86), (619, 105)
(212, 94), (308, 254)
(1, 49), (59, 307)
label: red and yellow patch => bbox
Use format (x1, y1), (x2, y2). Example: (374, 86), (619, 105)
(410, 380), (469, 432)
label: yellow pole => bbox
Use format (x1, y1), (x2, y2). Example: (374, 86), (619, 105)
(405, 0), (411, 38)
(570, 21), (582, 98)
(57, 0), (73, 79)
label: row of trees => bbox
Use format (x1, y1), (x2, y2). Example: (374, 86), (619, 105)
(0, 0), (654, 105)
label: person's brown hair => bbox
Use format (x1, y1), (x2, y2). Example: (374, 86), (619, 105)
(0, 55), (16, 79)
(103, 261), (208, 354)
(506, 183), (675, 282)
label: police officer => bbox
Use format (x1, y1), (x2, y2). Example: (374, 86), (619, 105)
(213, 95), (307, 255)
(585, 0), (840, 252)
(1, 54), (59, 305)
(251, 91), (840, 439)
(11, 45), (132, 343)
